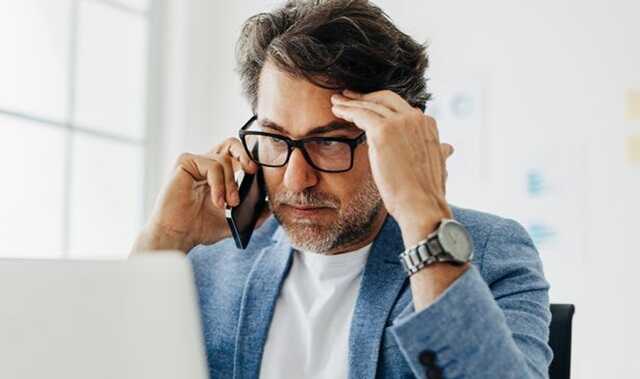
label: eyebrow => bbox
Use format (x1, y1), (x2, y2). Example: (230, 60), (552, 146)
(257, 118), (360, 136)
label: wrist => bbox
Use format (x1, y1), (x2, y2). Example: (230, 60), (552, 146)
(398, 202), (452, 247)
(410, 262), (470, 310)
(132, 224), (194, 254)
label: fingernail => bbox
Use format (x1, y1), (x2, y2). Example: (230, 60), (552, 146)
(232, 191), (239, 205)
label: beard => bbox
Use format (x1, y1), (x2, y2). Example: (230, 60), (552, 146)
(268, 175), (384, 254)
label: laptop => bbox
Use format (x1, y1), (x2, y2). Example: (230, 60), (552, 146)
(0, 252), (209, 379)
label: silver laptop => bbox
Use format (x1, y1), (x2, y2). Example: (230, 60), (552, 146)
(0, 252), (209, 379)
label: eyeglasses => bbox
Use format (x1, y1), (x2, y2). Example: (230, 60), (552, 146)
(238, 115), (367, 173)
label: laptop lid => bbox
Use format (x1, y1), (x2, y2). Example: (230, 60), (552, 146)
(0, 252), (208, 379)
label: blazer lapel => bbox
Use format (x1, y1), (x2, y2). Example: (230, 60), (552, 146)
(348, 215), (408, 379)
(233, 226), (293, 379)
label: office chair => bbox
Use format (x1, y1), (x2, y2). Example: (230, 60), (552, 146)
(548, 304), (575, 379)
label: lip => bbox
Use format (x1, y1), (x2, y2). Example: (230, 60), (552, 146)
(290, 205), (322, 210)
(284, 204), (332, 215)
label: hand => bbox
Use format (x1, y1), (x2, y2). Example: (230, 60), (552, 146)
(331, 89), (454, 244)
(131, 138), (271, 254)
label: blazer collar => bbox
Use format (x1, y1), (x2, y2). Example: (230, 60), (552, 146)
(348, 215), (407, 379)
(232, 226), (293, 379)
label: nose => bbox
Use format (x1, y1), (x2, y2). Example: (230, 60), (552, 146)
(282, 148), (319, 193)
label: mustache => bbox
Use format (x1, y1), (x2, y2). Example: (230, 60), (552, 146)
(273, 190), (340, 209)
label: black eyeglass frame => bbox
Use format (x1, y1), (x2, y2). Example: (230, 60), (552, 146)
(238, 115), (367, 173)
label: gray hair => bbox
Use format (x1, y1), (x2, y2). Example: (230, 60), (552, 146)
(236, 0), (431, 112)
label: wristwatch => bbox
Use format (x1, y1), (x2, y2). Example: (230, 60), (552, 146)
(399, 219), (473, 275)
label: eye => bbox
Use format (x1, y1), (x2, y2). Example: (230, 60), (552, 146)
(264, 135), (286, 146)
(317, 140), (339, 147)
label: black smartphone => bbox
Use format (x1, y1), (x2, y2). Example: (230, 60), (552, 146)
(225, 167), (268, 249)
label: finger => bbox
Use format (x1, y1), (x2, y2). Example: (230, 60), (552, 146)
(228, 139), (258, 174)
(342, 89), (412, 113)
(443, 168), (449, 195)
(207, 144), (222, 156)
(330, 94), (395, 118)
(438, 143), (452, 195)
(440, 143), (454, 159)
(331, 104), (386, 138)
(178, 153), (226, 208)
(219, 154), (240, 207)
(206, 161), (228, 209)
(207, 138), (258, 174)
(208, 138), (231, 156)
(423, 115), (441, 141)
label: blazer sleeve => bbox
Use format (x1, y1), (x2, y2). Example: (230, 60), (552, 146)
(389, 218), (553, 378)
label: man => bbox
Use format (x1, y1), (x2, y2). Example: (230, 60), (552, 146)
(132, 0), (552, 378)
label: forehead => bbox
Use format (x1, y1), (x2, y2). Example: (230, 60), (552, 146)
(256, 61), (344, 138)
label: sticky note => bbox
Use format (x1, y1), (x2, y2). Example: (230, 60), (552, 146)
(627, 134), (640, 164)
(625, 89), (640, 121)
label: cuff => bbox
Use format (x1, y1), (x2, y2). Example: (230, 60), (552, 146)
(390, 265), (518, 378)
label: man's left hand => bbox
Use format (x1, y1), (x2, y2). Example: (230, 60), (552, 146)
(331, 89), (453, 246)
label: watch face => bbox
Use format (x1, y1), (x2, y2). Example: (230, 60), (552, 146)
(438, 220), (473, 261)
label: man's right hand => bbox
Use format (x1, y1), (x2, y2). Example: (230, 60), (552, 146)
(131, 138), (270, 254)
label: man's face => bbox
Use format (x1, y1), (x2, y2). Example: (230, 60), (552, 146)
(256, 61), (385, 254)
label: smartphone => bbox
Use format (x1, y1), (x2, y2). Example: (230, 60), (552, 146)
(225, 167), (268, 249)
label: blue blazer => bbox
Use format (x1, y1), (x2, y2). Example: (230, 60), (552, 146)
(188, 206), (552, 378)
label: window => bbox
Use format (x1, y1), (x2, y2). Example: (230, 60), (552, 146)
(0, 0), (151, 259)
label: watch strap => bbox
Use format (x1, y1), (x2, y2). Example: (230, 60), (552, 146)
(399, 232), (462, 275)
(399, 235), (436, 274)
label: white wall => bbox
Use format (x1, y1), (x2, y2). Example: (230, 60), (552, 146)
(155, 1), (640, 377)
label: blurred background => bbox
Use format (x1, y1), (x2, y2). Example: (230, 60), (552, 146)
(0, 0), (638, 377)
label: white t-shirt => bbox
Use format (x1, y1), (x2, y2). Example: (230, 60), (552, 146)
(259, 243), (372, 379)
